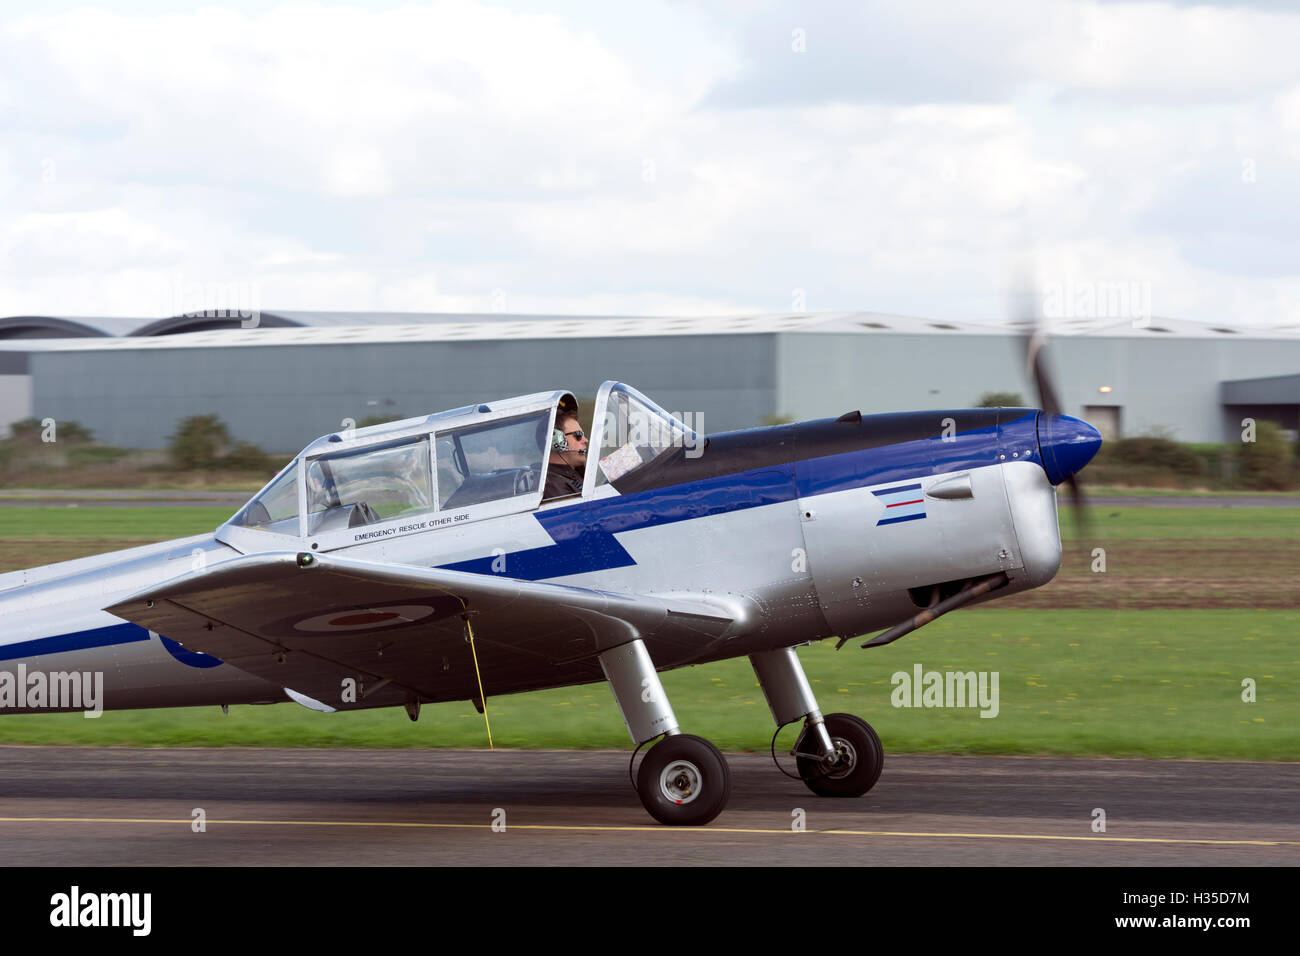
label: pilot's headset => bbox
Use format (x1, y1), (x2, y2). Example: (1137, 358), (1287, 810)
(553, 427), (588, 457)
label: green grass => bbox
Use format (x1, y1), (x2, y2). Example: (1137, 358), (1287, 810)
(0, 507), (234, 540)
(1060, 506), (1299, 540)
(2, 610), (1294, 760)
(1085, 485), (1300, 498)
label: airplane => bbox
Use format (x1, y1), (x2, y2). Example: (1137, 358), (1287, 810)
(0, 371), (1101, 826)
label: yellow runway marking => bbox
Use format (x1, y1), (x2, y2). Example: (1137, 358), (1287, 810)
(0, 816), (1297, 846)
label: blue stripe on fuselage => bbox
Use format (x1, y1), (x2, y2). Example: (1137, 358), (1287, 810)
(0, 622), (151, 662)
(0, 622), (223, 668)
(793, 416), (1021, 498)
(440, 413), (1031, 580)
(440, 464), (797, 578)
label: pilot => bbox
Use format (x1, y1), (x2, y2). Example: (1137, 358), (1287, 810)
(543, 413), (588, 500)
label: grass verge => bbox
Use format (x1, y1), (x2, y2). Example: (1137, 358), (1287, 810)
(1, 610), (1293, 760)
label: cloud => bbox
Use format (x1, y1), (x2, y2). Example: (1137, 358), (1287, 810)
(701, 0), (1300, 108)
(0, 0), (1297, 330)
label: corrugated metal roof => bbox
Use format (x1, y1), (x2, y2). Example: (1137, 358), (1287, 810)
(6, 310), (1297, 351)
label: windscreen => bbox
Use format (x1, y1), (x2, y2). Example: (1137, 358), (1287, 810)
(227, 462), (300, 533)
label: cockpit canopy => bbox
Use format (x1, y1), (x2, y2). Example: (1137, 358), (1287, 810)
(222, 384), (697, 547)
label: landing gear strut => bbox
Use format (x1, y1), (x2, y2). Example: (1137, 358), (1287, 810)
(751, 646), (885, 799)
(600, 639), (731, 826)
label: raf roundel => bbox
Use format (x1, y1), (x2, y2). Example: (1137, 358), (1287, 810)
(293, 604), (440, 633)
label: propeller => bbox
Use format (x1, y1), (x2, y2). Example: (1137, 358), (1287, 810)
(1014, 280), (1096, 547)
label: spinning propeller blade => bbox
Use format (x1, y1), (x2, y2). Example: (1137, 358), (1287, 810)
(1016, 280), (1095, 545)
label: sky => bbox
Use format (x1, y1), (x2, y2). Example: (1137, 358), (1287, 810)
(1, 0), (1299, 325)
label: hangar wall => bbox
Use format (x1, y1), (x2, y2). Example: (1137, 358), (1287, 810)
(20, 321), (1300, 450)
(29, 335), (778, 452)
(0, 351), (32, 439)
(774, 333), (1300, 443)
(774, 332), (1022, 422)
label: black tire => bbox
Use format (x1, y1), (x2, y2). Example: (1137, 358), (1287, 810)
(636, 734), (731, 826)
(795, 713), (884, 798)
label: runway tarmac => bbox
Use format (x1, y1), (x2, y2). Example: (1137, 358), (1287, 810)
(1, 747), (1296, 866)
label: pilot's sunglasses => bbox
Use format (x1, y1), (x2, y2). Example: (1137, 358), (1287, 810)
(565, 429), (586, 440)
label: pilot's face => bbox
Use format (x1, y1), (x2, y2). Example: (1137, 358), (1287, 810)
(556, 416), (588, 459)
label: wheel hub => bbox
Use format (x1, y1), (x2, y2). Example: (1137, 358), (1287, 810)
(820, 738), (857, 779)
(660, 759), (703, 805)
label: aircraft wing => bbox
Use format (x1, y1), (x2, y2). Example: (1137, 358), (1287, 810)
(106, 552), (740, 711)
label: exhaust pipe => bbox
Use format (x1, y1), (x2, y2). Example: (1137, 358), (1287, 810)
(838, 572), (1011, 650)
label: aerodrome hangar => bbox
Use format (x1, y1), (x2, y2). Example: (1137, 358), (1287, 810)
(1, 310), (1297, 451)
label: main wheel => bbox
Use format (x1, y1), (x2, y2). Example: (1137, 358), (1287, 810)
(636, 733), (731, 826)
(795, 713), (884, 798)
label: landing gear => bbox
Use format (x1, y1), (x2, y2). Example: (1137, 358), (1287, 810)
(600, 639), (731, 826)
(636, 734), (732, 826)
(750, 646), (885, 798)
(795, 712), (884, 798)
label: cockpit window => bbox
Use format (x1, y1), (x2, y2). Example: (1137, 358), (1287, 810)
(594, 386), (700, 487)
(306, 436), (433, 535)
(436, 410), (549, 509)
(228, 462), (299, 533)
